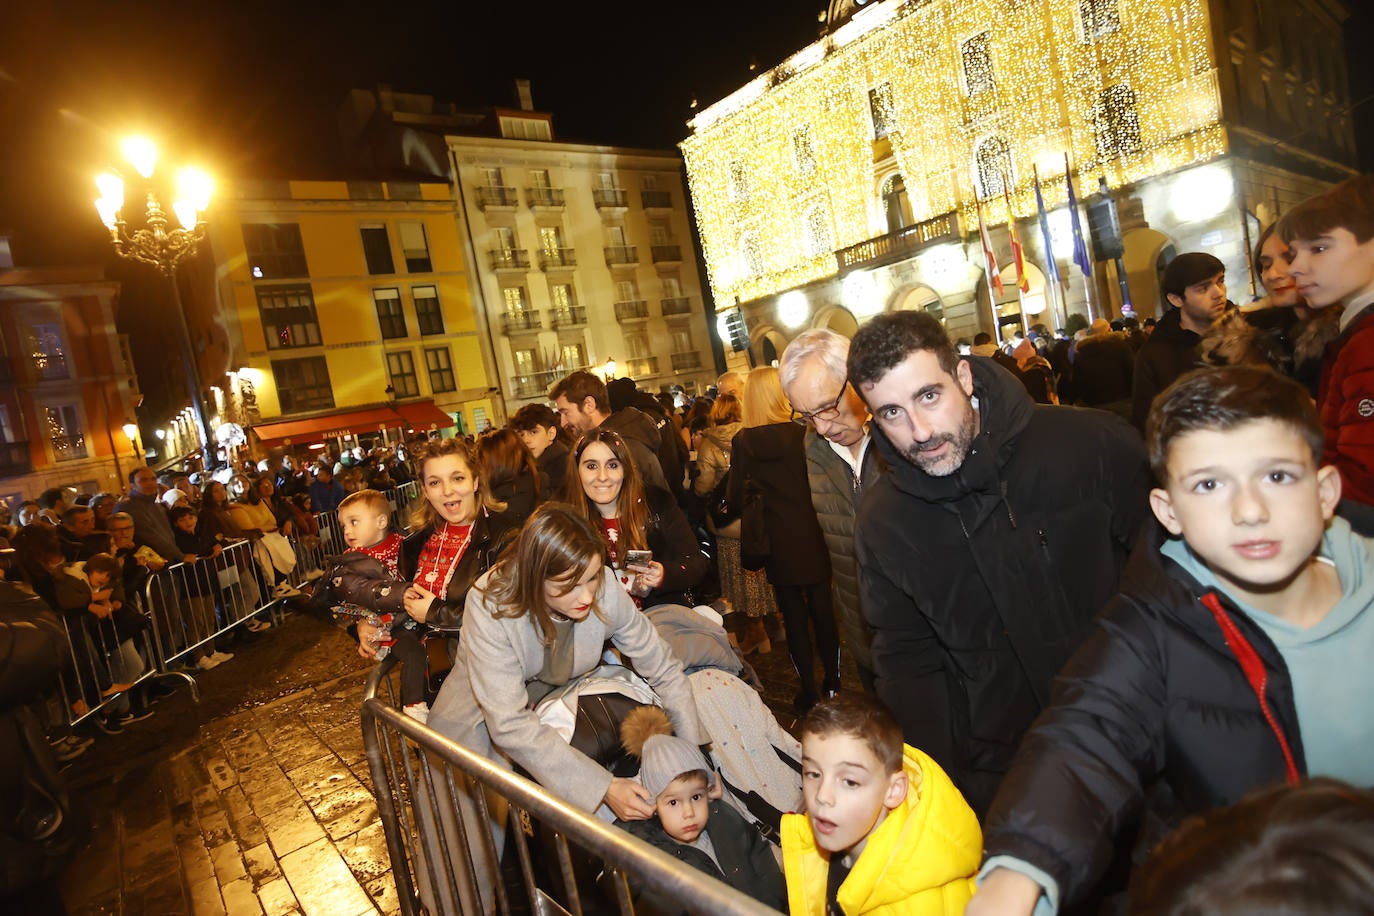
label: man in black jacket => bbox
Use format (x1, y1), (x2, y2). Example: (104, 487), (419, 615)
(847, 310), (1149, 815)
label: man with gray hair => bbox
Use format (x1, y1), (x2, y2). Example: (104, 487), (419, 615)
(779, 329), (882, 692)
(716, 370), (745, 401)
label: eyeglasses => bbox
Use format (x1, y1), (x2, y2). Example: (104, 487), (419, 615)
(790, 383), (849, 427)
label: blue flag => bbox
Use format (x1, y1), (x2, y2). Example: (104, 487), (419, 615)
(1065, 154), (1093, 279)
(1033, 167), (1061, 288)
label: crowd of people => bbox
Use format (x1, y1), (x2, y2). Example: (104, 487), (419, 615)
(5, 173), (1374, 914)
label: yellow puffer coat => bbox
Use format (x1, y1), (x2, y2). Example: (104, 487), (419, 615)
(782, 744), (981, 916)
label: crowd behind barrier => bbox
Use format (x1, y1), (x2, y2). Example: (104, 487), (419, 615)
(361, 663), (778, 916)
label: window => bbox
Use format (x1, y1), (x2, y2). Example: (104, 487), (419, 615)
(962, 32), (995, 96)
(869, 83), (895, 138)
(413, 285), (444, 336)
(503, 286), (530, 314)
(514, 348), (538, 375)
(398, 222), (432, 273)
(482, 167), (504, 187)
(539, 226), (565, 255)
(242, 223), (308, 279)
(596, 172), (617, 191)
(662, 276), (683, 298)
(24, 322), (68, 380)
(0, 405), (16, 444)
(616, 279), (638, 302)
(1080, 0), (1120, 40)
(729, 161), (750, 202)
(256, 285), (322, 349)
(530, 169), (551, 188)
(804, 207), (833, 258)
(740, 234), (763, 277)
(387, 351), (419, 398)
(624, 331), (650, 359)
(360, 224), (394, 274)
(669, 323), (693, 354)
(793, 125), (817, 173)
(1092, 85), (1142, 159)
(975, 136), (1013, 199)
(607, 225), (628, 248)
(494, 226), (517, 252)
(425, 347), (456, 393)
(642, 175), (658, 191)
(550, 283), (575, 310)
(649, 222), (672, 246)
(560, 342), (586, 368)
(271, 356), (334, 413)
(882, 174), (914, 233)
(374, 288), (407, 339)
(43, 404), (85, 460)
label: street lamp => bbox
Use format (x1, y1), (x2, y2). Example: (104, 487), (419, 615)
(94, 136), (214, 467)
(121, 422), (140, 460)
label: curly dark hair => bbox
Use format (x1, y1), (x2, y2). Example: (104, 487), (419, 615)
(847, 310), (959, 391)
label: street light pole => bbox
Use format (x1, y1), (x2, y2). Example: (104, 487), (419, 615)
(94, 140), (214, 468)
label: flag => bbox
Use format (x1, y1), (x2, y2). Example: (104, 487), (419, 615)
(1003, 182), (1031, 294)
(1033, 165), (1062, 289)
(1065, 152), (1093, 279)
(977, 197), (1004, 298)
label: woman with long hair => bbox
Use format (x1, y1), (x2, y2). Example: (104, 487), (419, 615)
(563, 429), (707, 609)
(354, 437), (517, 657)
(476, 427), (542, 529)
(729, 366), (839, 712)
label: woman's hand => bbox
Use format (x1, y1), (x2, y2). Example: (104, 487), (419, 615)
(281, 520), (295, 537)
(356, 620), (381, 659)
(627, 560), (664, 596)
(604, 777), (656, 821)
(403, 584), (436, 623)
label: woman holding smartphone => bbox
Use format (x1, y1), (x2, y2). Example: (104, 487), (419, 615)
(564, 429), (707, 609)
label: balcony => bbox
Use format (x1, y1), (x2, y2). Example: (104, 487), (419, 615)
(509, 366), (586, 400)
(641, 190), (672, 210)
(613, 300), (649, 322)
(525, 187), (566, 209)
(501, 310), (543, 335)
(488, 248), (531, 272)
(476, 185), (519, 210)
(538, 248), (578, 271)
(50, 434), (88, 461)
(31, 353), (69, 381)
(593, 188), (629, 209)
(835, 211), (963, 275)
(603, 245), (640, 266)
(624, 356), (660, 378)
(670, 352), (703, 372)
(660, 296), (693, 316)
(651, 244), (683, 264)
(0, 440), (31, 476)
(549, 306), (588, 329)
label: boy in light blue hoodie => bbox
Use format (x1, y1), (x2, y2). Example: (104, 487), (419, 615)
(969, 365), (1374, 915)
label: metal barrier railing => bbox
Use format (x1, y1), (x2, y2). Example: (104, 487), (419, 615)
(360, 665), (778, 916)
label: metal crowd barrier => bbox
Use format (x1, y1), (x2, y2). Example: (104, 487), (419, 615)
(289, 480), (420, 590)
(55, 591), (169, 727)
(361, 665), (777, 916)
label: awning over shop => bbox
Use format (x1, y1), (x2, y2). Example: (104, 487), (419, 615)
(394, 400), (454, 432)
(250, 400), (455, 448)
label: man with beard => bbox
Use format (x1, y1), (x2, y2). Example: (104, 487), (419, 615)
(847, 310), (1148, 815)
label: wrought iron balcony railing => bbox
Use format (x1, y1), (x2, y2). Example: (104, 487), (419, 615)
(489, 248), (531, 271)
(603, 246), (639, 266)
(476, 186), (519, 210)
(501, 311), (543, 334)
(651, 245), (683, 263)
(538, 248), (577, 270)
(549, 306), (587, 329)
(613, 300), (649, 321)
(640, 190), (672, 209)
(670, 352), (703, 372)
(660, 296), (693, 316)
(525, 187), (566, 209)
(592, 188), (629, 209)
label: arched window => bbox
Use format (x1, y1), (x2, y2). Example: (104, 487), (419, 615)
(804, 207), (833, 257)
(975, 136), (1013, 199)
(881, 174), (914, 233)
(1091, 85), (1142, 160)
(729, 161), (750, 202)
(961, 32), (994, 96)
(740, 234), (763, 277)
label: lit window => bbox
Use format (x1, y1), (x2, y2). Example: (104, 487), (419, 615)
(793, 126), (816, 173)
(1092, 85), (1142, 160)
(740, 235), (764, 277)
(1080, 0), (1120, 40)
(804, 207), (833, 257)
(869, 83), (894, 139)
(503, 287), (529, 313)
(256, 285), (322, 350)
(44, 404), (86, 460)
(729, 161), (750, 202)
(975, 136), (1013, 199)
(961, 32), (995, 96)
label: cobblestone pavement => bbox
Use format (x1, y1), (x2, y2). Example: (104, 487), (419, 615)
(58, 606), (851, 914)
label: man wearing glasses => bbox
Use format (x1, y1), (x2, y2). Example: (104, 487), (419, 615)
(779, 329), (884, 693)
(846, 310), (1148, 816)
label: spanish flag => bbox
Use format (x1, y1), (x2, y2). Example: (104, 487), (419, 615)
(977, 197), (1004, 299)
(1003, 183), (1031, 294)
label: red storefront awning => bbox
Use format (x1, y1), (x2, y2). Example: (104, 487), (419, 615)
(394, 400), (454, 431)
(251, 406), (404, 447)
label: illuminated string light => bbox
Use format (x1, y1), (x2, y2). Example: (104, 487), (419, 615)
(682, 0), (1226, 309)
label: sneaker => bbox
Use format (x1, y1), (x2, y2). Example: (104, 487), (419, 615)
(403, 702), (430, 725)
(53, 737), (91, 762)
(196, 655), (222, 671)
(118, 708), (155, 725)
(95, 715), (125, 735)
(246, 618), (272, 632)
(210, 650), (234, 664)
(272, 582), (302, 599)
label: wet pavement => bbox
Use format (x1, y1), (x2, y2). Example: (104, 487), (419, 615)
(58, 606), (850, 915)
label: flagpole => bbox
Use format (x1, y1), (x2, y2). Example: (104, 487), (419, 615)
(1032, 164), (1066, 331)
(1065, 152), (1096, 322)
(976, 197), (1005, 343)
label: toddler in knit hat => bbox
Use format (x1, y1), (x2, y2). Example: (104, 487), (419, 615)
(616, 707), (785, 913)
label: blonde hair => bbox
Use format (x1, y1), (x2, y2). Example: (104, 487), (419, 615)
(339, 488), (391, 517)
(710, 392), (742, 425)
(409, 438), (506, 530)
(742, 365), (793, 427)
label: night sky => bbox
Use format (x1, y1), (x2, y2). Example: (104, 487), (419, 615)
(0, 0), (1371, 416)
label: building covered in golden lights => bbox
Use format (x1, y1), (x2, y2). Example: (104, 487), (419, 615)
(682, 0), (1357, 359)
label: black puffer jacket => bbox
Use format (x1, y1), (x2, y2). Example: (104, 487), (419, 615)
(1130, 307), (1202, 430)
(983, 521), (1315, 907)
(400, 512), (518, 632)
(855, 357), (1149, 814)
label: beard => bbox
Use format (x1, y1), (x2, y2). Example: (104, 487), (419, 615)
(902, 406), (977, 477)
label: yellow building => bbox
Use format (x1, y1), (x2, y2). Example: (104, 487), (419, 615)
(195, 178), (497, 453)
(682, 0), (1357, 356)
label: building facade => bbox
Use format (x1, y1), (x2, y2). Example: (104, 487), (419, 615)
(0, 247), (143, 502)
(447, 123), (716, 415)
(682, 0), (1357, 359)
(192, 178), (493, 455)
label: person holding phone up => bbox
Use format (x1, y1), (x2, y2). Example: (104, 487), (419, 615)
(564, 429), (708, 609)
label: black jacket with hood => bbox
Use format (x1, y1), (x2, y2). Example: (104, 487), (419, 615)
(1131, 306), (1202, 430)
(599, 406), (669, 493)
(855, 356), (1149, 815)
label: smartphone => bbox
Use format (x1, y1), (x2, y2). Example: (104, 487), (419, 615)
(624, 549), (653, 568)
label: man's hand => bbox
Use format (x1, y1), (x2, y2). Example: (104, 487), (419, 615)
(182, 554), (198, 565)
(604, 777), (656, 821)
(964, 868), (1043, 916)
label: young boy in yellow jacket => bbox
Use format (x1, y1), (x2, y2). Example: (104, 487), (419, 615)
(782, 693), (982, 915)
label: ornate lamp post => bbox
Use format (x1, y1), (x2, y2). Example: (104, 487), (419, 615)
(94, 137), (214, 466)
